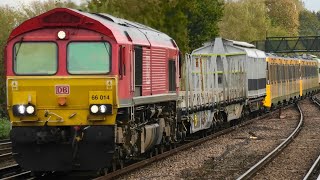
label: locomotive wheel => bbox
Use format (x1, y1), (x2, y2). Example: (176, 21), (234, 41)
(112, 161), (117, 172)
(167, 144), (172, 151)
(155, 148), (159, 156)
(98, 168), (109, 176)
(149, 151), (153, 158)
(159, 145), (164, 154)
(119, 160), (124, 169)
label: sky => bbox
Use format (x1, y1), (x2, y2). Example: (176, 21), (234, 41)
(303, 0), (320, 12)
(0, 0), (319, 12)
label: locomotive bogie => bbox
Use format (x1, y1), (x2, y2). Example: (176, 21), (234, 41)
(115, 100), (177, 158)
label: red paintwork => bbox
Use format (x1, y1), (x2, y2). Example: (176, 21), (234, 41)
(8, 8), (115, 42)
(142, 47), (151, 96)
(6, 8), (179, 106)
(151, 47), (168, 94)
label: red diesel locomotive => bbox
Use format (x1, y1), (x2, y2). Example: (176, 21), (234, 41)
(6, 8), (180, 172)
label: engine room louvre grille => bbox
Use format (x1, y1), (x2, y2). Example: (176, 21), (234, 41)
(42, 12), (81, 24)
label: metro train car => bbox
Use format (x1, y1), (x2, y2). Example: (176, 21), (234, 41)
(310, 55), (320, 84)
(264, 56), (318, 108)
(4, 8), (319, 174)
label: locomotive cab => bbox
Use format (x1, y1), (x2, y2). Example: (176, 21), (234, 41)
(6, 9), (121, 171)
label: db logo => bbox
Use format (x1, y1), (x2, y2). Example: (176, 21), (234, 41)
(55, 85), (70, 95)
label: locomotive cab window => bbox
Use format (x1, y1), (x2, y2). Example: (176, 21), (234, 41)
(13, 42), (57, 75)
(67, 42), (111, 74)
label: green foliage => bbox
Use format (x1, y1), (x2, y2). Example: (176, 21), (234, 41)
(266, 0), (300, 36)
(220, 0), (303, 41)
(0, 118), (10, 139)
(88, 0), (224, 53)
(299, 10), (320, 36)
(219, 0), (269, 42)
(0, 0), (81, 117)
(0, 6), (20, 117)
(186, 0), (224, 50)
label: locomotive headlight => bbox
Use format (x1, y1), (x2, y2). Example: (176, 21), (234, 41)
(18, 105), (26, 114)
(99, 105), (107, 113)
(57, 30), (66, 39)
(26, 105), (35, 115)
(13, 104), (36, 116)
(89, 104), (112, 115)
(90, 105), (99, 114)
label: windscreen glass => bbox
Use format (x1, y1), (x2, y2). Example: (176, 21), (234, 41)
(14, 42), (57, 75)
(67, 42), (111, 74)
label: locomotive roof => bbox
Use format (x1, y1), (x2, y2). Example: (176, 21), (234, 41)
(9, 8), (177, 49)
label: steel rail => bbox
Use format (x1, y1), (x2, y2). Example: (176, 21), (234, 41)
(95, 106), (292, 180)
(0, 152), (12, 161)
(236, 103), (304, 180)
(0, 142), (12, 147)
(0, 163), (32, 179)
(0, 164), (20, 177)
(0, 147), (11, 155)
(303, 154), (320, 180)
(2, 170), (32, 180)
(303, 96), (320, 180)
(0, 139), (10, 144)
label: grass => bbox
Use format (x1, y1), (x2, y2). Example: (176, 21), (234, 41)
(0, 118), (11, 139)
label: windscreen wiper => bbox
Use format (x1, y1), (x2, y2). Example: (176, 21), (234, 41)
(14, 37), (24, 60)
(101, 36), (110, 57)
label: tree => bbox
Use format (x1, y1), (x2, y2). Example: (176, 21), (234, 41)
(19, 0), (78, 20)
(299, 10), (320, 36)
(88, 0), (224, 53)
(0, 0), (80, 116)
(0, 6), (20, 116)
(219, 0), (269, 42)
(186, 0), (224, 50)
(266, 0), (300, 36)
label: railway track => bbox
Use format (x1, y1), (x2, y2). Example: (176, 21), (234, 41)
(0, 139), (13, 165)
(237, 97), (320, 180)
(0, 140), (31, 179)
(236, 102), (303, 179)
(94, 106), (292, 180)
(302, 97), (320, 180)
(0, 164), (32, 179)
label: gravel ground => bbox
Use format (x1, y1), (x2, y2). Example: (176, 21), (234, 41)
(117, 107), (300, 180)
(0, 144), (15, 169)
(0, 159), (16, 169)
(253, 98), (320, 180)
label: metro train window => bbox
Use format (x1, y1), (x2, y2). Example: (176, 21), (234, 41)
(13, 42), (57, 75)
(67, 42), (111, 74)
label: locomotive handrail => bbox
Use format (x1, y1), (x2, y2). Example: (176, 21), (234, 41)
(236, 103), (304, 180)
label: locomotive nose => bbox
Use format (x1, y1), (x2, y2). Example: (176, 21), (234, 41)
(7, 77), (117, 126)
